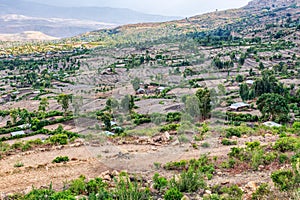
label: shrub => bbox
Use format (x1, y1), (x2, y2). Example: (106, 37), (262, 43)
(114, 175), (151, 200)
(170, 167), (206, 192)
(160, 124), (180, 132)
(14, 162), (24, 168)
(21, 143), (32, 151)
(221, 139), (237, 146)
(201, 142), (210, 148)
(49, 134), (68, 145)
(69, 176), (86, 195)
(86, 178), (106, 194)
(273, 137), (299, 152)
(220, 185), (243, 199)
(153, 173), (168, 191)
(246, 141), (260, 150)
(23, 188), (54, 199)
(279, 154), (289, 164)
(51, 190), (76, 200)
(252, 183), (270, 200)
(271, 170), (295, 191)
(251, 149), (264, 170)
(164, 160), (187, 170)
(52, 156), (69, 163)
(164, 188), (183, 200)
(225, 127), (241, 138)
(178, 134), (189, 143)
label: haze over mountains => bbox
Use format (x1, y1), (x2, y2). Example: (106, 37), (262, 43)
(0, 0), (180, 39)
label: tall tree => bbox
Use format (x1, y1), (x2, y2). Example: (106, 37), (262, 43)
(184, 95), (201, 121)
(195, 88), (212, 120)
(257, 93), (289, 122)
(39, 98), (49, 113)
(101, 112), (112, 131)
(131, 77), (141, 91)
(239, 83), (250, 101)
(120, 95), (134, 113)
(57, 94), (72, 116)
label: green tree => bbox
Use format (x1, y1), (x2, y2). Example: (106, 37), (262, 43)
(39, 98), (49, 112)
(131, 77), (141, 91)
(239, 83), (250, 101)
(38, 98), (49, 119)
(259, 62), (264, 70)
(120, 95), (134, 113)
(184, 95), (201, 121)
(195, 88), (211, 120)
(101, 112), (112, 131)
(235, 74), (244, 83)
(106, 98), (119, 112)
(57, 94), (72, 116)
(257, 93), (289, 122)
(9, 109), (18, 125)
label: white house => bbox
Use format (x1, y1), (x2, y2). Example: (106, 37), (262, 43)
(10, 130), (25, 137)
(229, 102), (250, 111)
(263, 121), (282, 128)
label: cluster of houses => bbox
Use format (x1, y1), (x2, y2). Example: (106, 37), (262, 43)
(228, 102), (282, 128)
(136, 86), (166, 95)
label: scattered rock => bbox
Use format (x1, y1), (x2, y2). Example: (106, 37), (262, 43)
(221, 180), (230, 185)
(151, 147), (158, 151)
(258, 165), (264, 171)
(245, 181), (257, 192)
(112, 170), (119, 177)
(103, 175), (111, 181)
(181, 195), (190, 200)
(172, 139), (180, 146)
(164, 132), (170, 141)
(205, 190), (212, 195)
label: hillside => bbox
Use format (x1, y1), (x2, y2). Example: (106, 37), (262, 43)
(1, 0), (299, 53)
(0, 1), (299, 199)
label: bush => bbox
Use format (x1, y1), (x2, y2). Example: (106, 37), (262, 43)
(69, 176), (86, 195)
(169, 167), (206, 192)
(160, 124), (180, 132)
(273, 137), (300, 152)
(48, 134), (68, 145)
(51, 190), (76, 200)
(14, 162), (24, 168)
(164, 188), (183, 200)
(153, 173), (168, 191)
(220, 185), (243, 199)
(52, 156), (69, 163)
(178, 134), (189, 143)
(225, 127), (241, 138)
(201, 142), (210, 148)
(271, 170), (295, 191)
(252, 183), (270, 200)
(221, 139), (237, 146)
(114, 175), (151, 200)
(279, 154), (289, 164)
(164, 160), (187, 170)
(86, 178), (106, 194)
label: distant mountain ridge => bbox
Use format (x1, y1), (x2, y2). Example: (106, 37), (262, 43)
(245, 0), (300, 9)
(0, 0), (181, 39)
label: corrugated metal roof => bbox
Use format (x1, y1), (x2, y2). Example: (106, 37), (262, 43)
(10, 131), (25, 137)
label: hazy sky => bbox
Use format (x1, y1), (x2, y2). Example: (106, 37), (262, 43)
(26, 0), (252, 17)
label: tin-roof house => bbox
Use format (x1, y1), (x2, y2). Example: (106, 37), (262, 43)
(229, 102), (250, 111)
(263, 121), (282, 128)
(10, 130), (25, 137)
